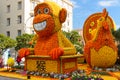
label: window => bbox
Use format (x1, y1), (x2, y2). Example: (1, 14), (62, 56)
(7, 18), (10, 26)
(18, 30), (21, 36)
(17, 15), (22, 24)
(6, 31), (10, 37)
(7, 5), (10, 13)
(18, 1), (22, 10)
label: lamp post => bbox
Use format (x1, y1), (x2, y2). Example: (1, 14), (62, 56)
(24, 16), (34, 34)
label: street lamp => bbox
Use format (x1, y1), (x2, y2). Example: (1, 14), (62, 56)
(24, 16), (34, 34)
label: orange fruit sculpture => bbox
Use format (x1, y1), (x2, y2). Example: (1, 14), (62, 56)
(18, 1), (76, 59)
(83, 8), (118, 67)
(83, 9), (115, 43)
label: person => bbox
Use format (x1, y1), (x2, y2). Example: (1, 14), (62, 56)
(2, 48), (10, 66)
(0, 58), (3, 67)
(16, 56), (21, 66)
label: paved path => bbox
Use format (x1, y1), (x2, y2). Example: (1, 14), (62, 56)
(0, 76), (22, 80)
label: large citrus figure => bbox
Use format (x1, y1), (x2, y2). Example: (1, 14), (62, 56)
(18, 1), (76, 59)
(84, 9), (118, 67)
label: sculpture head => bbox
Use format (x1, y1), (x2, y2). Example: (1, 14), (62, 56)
(33, 1), (67, 37)
(97, 8), (109, 30)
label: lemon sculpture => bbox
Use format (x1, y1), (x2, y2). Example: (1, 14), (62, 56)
(83, 8), (118, 67)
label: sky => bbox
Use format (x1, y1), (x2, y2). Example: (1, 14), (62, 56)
(70, 0), (120, 30)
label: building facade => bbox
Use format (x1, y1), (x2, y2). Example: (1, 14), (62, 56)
(75, 29), (85, 46)
(0, 0), (73, 39)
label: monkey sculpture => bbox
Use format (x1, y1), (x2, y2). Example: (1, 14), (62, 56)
(19, 1), (76, 59)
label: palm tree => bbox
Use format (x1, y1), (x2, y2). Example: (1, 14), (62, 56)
(63, 30), (84, 53)
(112, 28), (120, 43)
(112, 28), (120, 64)
(15, 34), (34, 51)
(0, 34), (17, 54)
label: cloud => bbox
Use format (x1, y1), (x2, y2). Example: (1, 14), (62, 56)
(70, 0), (81, 8)
(98, 0), (119, 7)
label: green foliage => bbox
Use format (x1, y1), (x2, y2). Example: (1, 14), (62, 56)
(13, 65), (24, 69)
(0, 34), (17, 51)
(117, 44), (120, 54)
(112, 28), (120, 55)
(112, 28), (120, 42)
(63, 30), (84, 53)
(15, 34), (34, 51)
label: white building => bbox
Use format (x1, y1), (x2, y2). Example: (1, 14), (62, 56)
(0, 0), (73, 39)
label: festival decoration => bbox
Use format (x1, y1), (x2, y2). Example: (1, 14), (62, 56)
(18, 1), (76, 59)
(83, 9), (115, 43)
(7, 57), (14, 71)
(17, 1), (80, 73)
(84, 8), (118, 68)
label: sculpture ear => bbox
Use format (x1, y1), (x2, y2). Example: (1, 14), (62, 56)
(59, 8), (67, 23)
(102, 8), (108, 19)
